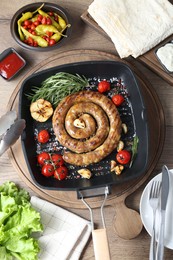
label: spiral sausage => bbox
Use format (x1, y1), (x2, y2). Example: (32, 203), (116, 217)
(52, 90), (122, 166)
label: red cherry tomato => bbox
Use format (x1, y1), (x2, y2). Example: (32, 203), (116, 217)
(41, 17), (47, 25)
(54, 15), (59, 22)
(49, 39), (56, 46)
(41, 164), (54, 177)
(30, 24), (36, 31)
(22, 25), (28, 30)
(46, 31), (53, 37)
(27, 37), (34, 45)
(54, 166), (68, 180)
(98, 80), (111, 93)
(46, 17), (52, 25)
(116, 150), (131, 165)
(33, 41), (38, 47)
(23, 20), (32, 27)
(38, 130), (50, 143)
(34, 20), (40, 27)
(37, 14), (43, 22)
(37, 152), (50, 165)
(112, 94), (125, 106)
(31, 31), (37, 35)
(48, 11), (54, 16)
(51, 154), (64, 167)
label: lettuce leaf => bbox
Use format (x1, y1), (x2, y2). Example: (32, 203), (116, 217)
(0, 182), (43, 260)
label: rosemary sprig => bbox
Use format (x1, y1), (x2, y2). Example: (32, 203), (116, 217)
(26, 72), (89, 108)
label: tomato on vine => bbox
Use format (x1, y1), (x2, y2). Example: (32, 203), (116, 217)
(41, 164), (54, 177)
(54, 166), (68, 180)
(37, 152), (50, 165)
(51, 154), (64, 167)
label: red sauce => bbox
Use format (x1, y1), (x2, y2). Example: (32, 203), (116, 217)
(0, 52), (24, 79)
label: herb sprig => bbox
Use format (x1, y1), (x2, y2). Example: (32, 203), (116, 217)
(130, 135), (139, 167)
(27, 72), (89, 108)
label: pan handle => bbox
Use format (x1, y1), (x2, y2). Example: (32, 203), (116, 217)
(92, 228), (110, 260)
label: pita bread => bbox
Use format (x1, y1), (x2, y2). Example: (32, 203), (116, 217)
(88, 0), (173, 58)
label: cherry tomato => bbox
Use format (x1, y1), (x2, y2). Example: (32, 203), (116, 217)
(54, 166), (68, 180)
(38, 130), (50, 143)
(112, 94), (125, 106)
(34, 20), (40, 27)
(49, 39), (56, 46)
(116, 150), (131, 165)
(27, 36), (34, 46)
(98, 80), (111, 93)
(23, 20), (32, 27)
(41, 17), (47, 25)
(37, 152), (50, 165)
(28, 29), (33, 34)
(54, 15), (59, 22)
(41, 164), (54, 177)
(33, 41), (38, 47)
(46, 17), (52, 25)
(51, 154), (64, 167)
(45, 37), (50, 43)
(31, 24), (36, 31)
(42, 36), (47, 40)
(46, 31), (53, 37)
(48, 11), (54, 16)
(22, 25), (28, 29)
(37, 14), (43, 22)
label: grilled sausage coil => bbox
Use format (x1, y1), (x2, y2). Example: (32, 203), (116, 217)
(52, 90), (122, 166)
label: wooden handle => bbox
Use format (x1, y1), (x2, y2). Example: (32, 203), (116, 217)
(114, 201), (143, 240)
(92, 228), (110, 260)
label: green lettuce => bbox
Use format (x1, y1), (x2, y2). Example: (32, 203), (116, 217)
(0, 182), (43, 260)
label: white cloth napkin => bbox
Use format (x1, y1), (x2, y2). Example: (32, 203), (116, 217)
(31, 196), (92, 260)
(88, 0), (173, 58)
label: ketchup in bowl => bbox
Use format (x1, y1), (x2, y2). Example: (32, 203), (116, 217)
(0, 48), (26, 80)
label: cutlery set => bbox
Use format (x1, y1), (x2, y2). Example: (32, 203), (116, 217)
(149, 165), (170, 260)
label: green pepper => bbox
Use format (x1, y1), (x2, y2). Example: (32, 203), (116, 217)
(30, 14), (38, 22)
(21, 27), (48, 47)
(17, 3), (44, 41)
(38, 10), (62, 31)
(35, 24), (65, 36)
(50, 33), (61, 42)
(50, 23), (71, 42)
(57, 15), (67, 29)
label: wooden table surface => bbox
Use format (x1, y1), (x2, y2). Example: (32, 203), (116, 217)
(1, 0), (173, 259)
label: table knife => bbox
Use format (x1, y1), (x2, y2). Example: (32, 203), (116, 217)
(156, 165), (169, 260)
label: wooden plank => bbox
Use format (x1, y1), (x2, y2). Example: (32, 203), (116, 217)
(81, 11), (173, 85)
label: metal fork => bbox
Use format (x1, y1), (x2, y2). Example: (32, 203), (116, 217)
(149, 180), (161, 260)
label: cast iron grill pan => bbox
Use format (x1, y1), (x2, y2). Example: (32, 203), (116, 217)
(18, 61), (149, 190)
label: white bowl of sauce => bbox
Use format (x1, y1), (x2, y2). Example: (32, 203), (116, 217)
(156, 42), (173, 73)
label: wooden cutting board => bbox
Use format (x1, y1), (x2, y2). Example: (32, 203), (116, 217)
(7, 49), (165, 239)
(81, 11), (173, 85)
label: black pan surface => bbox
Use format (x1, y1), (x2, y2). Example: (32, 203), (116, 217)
(18, 61), (149, 190)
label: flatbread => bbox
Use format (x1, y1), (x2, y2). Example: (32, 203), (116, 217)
(88, 0), (173, 58)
